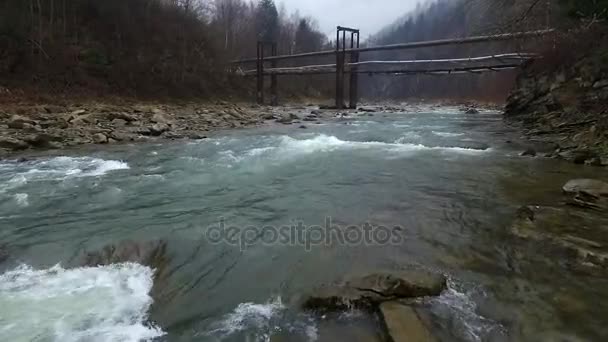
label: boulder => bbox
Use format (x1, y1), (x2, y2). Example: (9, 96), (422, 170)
(358, 107), (377, 113)
(380, 302), (436, 342)
(150, 123), (170, 136)
(509, 205), (608, 270)
(276, 113), (299, 124)
(109, 131), (134, 142)
(107, 112), (137, 122)
(520, 148), (537, 157)
(92, 133), (109, 144)
(563, 179), (608, 198)
(301, 271), (446, 313)
(465, 108), (480, 114)
(151, 110), (172, 125)
(563, 179), (608, 210)
(23, 133), (63, 149)
(0, 137), (29, 150)
(69, 114), (96, 126)
(593, 80), (608, 89)
(82, 240), (170, 276)
(310, 110), (322, 116)
(188, 133), (208, 140)
(7, 115), (38, 129)
(111, 119), (128, 127)
(299, 125), (308, 129)
(39, 119), (69, 129)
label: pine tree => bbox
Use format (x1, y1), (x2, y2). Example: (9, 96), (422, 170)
(256, 0), (279, 42)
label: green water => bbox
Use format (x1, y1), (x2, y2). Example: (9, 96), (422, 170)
(1, 106), (607, 341)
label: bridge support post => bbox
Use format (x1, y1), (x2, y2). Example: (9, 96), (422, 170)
(270, 43), (278, 106)
(335, 29), (345, 109)
(349, 31), (360, 109)
(256, 42), (264, 105)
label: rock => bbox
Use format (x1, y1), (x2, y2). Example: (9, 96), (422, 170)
(188, 133), (208, 140)
(276, 113), (299, 124)
(310, 110), (322, 115)
(107, 112), (137, 122)
(109, 131), (134, 142)
(303, 117), (318, 122)
(509, 205), (608, 270)
(82, 240), (170, 277)
(151, 110), (172, 125)
(465, 108), (479, 114)
(112, 119), (128, 127)
(520, 148), (537, 157)
(301, 271), (446, 313)
(319, 104), (337, 110)
(593, 80), (608, 89)
(358, 107), (377, 113)
(557, 149), (597, 164)
(69, 114), (96, 126)
(43, 105), (65, 114)
(262, 113), (276, 120)
(24, 133), (63, 149)
(150, 123), (170, 136)
(92, 133), (108, 144)
(299, 125), (308, 129)
(380, 302), (436, 342)
(71, 109), (87, 116)
(563, 179), (608, 210)
(563, 179), (608, 198)
(7, 115), (38, 129)
(0, 137), (29, 150)
(39, 119), (69, 129)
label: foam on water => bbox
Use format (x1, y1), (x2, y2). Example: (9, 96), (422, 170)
(429, 280), (504, 341)
(0, 157), (129, 183)
(13, 193), (29, 207)
(276, 134), (489, 155)
(0, 263), (164, 342)
(433, 131), (466, 138)
(205, 297), (318, 341)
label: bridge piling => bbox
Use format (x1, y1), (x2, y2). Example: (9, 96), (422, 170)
(349, 30), (360, 109)
(256, 42), (264, 105)
(270, 43), (278, 106)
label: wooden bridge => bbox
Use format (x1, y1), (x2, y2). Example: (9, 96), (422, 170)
(232, 26), (554, 109)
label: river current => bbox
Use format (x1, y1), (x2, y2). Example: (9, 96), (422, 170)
(1, 105), (607, 341)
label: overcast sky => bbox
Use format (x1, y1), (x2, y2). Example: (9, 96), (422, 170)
(277, 0), (421, 38)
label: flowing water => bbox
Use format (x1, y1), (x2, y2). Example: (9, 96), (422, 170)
(1, 106), (607, 341)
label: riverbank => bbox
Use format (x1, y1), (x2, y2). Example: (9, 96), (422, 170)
(504, 29), (608, 166)
(0, 99), (494, 158)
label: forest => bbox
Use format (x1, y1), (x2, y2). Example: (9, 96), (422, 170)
(0, 0), (606, 101)
(0, 0), (327, 98)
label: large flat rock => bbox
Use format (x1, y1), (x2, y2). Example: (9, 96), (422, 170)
(380, 301), (436, 342)
(301, 270), (446, 313)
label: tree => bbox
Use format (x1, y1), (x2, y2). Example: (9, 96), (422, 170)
(256, 0), (279, 42)
(294, 18), (323, 53)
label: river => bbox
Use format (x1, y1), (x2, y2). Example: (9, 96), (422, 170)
(1, 105), (607, 341)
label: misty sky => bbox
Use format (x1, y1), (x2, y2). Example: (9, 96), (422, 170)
(278, 0), (421, 38)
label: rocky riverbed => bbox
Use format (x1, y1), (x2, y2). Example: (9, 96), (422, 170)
(0, 100), (487, 158)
